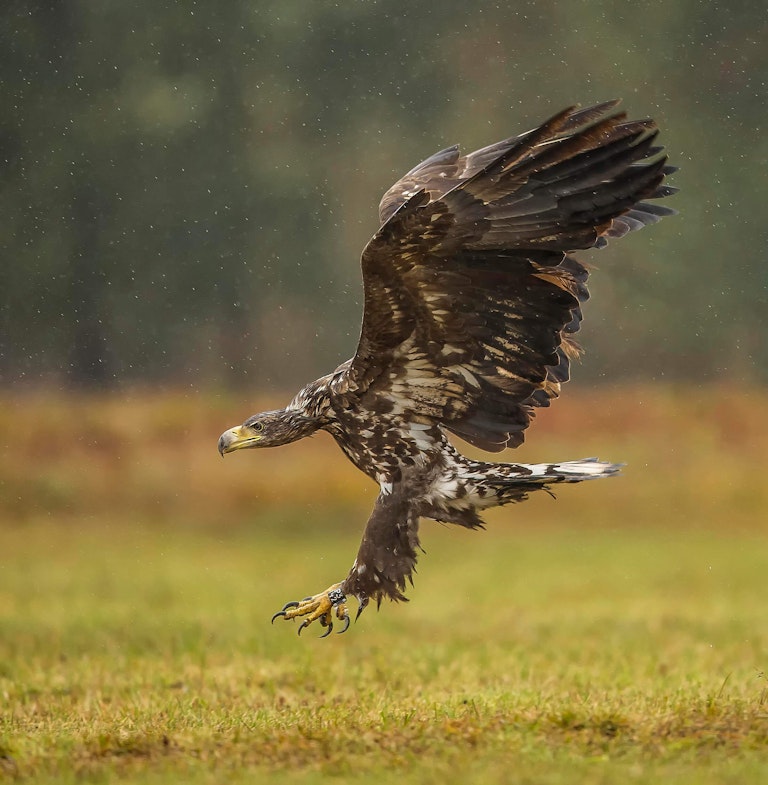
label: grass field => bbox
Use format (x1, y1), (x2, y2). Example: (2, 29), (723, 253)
(1, 386), (767, 783)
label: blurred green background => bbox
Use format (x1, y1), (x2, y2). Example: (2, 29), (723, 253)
(1, 0), (766, 391)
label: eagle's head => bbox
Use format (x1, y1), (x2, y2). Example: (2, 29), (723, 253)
(218, 409), (317, 455)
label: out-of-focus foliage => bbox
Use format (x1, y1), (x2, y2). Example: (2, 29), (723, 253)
(1, 1), (766, 389)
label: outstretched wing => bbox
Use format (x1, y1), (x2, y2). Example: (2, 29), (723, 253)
(345, 102), (676, 451)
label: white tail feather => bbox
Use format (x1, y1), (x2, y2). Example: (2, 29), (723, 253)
(521, 457), (622, 482)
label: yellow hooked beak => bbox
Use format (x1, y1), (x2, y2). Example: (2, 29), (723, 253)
(217, 425), (260, 456)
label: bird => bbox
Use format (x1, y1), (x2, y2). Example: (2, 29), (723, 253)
(218, 100), (676, 637)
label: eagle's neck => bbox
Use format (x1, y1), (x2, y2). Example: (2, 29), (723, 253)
(287, 376), (334, 421)
(271, 407), (323, 444)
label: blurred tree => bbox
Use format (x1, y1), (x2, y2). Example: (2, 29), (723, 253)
(0, 0), (765, 389)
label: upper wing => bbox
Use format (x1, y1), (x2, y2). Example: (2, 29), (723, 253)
(345, 102), (676, 451)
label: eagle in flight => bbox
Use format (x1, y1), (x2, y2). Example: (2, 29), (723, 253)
(218, 101), (676, 636)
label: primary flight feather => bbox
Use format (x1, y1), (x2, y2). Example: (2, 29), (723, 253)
(218, 100), (676, 636)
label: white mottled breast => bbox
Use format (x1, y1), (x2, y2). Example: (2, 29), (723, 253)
(323, 404), (444, 484)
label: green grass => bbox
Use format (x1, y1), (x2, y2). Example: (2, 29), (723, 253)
(1, 387), (767, 782)
(1, 515), (767, 784)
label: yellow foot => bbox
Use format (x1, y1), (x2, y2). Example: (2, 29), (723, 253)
(271, 583), (351, 637)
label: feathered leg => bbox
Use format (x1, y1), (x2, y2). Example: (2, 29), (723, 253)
(271, 488), (420, 636)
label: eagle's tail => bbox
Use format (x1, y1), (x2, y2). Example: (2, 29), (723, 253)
(470, 456), (622, 506)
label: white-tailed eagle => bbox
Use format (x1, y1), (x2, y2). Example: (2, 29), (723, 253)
(218, 101), (676, 636)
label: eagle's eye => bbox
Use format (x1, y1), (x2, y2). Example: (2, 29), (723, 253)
(252, 422), (264, 432)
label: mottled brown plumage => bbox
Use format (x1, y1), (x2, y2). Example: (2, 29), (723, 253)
(218, 101), (676, 636)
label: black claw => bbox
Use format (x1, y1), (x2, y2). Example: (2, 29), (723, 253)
(319, 621), (333, 638)
(337, 614), (350, 634)
(271, 599), (301, 624)
(355, 600), (368, 622)
(301, 596), (313, 602)
(297, 619), (311, 636)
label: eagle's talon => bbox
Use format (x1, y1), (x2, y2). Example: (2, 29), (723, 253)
(272, 582), (350, 638)
(355, 599), (368, 622)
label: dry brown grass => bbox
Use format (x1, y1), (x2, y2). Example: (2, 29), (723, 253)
(1, 383), (766, 528)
